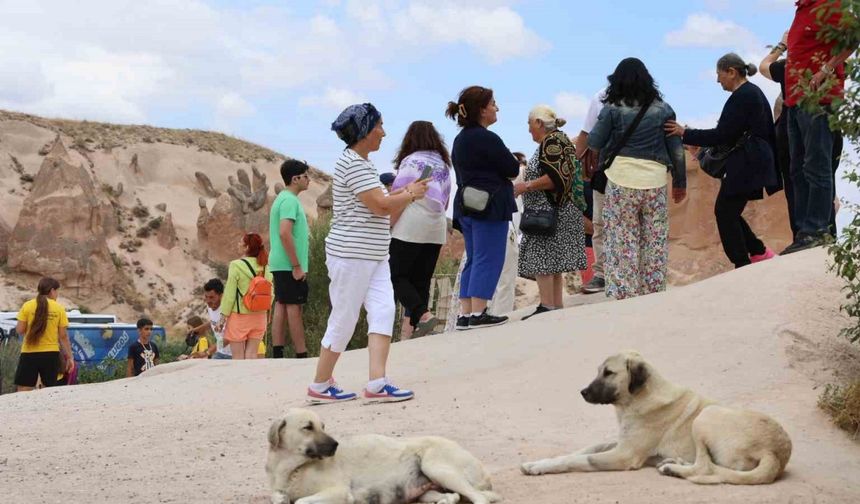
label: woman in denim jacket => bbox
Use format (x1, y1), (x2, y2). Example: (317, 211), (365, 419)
(588, 58), (687, 300)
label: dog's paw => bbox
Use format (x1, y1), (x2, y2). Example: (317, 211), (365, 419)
(520, 461), (545, 476)
(271, 491), (289, 504)
(656, 457), (681, 468)
(657, 463), (683, 478)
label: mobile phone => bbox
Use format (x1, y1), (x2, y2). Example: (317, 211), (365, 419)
(418, 165), (433, 181)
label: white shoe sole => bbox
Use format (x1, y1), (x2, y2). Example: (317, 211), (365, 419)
(469, 319), (508, 329)
(306, 395), (357, 406)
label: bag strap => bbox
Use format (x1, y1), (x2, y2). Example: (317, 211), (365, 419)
(239, 258), (260, 278)
(601, 99), (654, 171)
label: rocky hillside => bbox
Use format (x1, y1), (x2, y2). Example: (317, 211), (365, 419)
(0, 110), (330, 329)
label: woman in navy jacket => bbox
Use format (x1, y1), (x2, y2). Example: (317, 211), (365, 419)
(446, 86), (520, 330)
(666, 53), (782, 268)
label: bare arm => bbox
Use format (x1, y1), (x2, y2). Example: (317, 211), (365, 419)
(573, 131), (590, 159)
(16, 320), (27, 336)
(357, 181), (427, 217)
(759, 31), (788, 80)
(127, 358), (134, 378)
(279, 219), (303, 279)
(58, 326), (73, 371)
(513, 175), (555, 197)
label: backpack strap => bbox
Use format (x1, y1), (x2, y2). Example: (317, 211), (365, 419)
(239, 258), (260, 278)
(235, 258), (259, 313)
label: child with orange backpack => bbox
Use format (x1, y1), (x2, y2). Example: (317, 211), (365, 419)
(219, 233), (273, 359)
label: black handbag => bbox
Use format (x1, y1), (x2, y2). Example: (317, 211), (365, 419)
(520, 204), (558, 236)
(698, 132), (750, 179)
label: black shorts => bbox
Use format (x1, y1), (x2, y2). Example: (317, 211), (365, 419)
(273, 271), (309, 305)
(14, 351), (60, 388)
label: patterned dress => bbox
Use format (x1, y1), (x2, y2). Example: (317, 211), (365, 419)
(517, 148), (587, 280)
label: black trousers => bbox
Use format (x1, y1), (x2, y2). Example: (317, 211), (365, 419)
(389, 239), (442, 327)
(714, 185), (766, 268)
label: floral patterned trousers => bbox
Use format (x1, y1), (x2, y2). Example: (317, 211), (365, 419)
(603, 181), (669, 300)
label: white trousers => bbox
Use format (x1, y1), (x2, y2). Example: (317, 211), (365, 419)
(321, 254), (395, 353)
(489, 225), (519, 315)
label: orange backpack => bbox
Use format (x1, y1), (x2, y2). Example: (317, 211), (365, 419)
(238, 259), (273, 312)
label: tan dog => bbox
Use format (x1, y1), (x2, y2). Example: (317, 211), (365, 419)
(266, 408), (501, 504)
(521, 350), (792, 485)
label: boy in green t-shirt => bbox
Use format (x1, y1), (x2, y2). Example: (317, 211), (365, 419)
(268, 159), (311, 359)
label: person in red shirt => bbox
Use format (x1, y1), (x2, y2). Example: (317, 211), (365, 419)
(782, 0), (854, 254)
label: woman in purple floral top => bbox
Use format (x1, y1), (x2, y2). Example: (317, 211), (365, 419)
(389, 121), (452, 338)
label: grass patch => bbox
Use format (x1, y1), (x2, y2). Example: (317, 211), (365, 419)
(819, 381), (860, 438)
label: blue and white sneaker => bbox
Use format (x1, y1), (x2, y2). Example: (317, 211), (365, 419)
(363, 380), (414, 404)
(307, 381), (357, 405)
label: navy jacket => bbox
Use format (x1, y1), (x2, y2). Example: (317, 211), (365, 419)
(451, 126), (520, 222)
(683, 82), (781, 198)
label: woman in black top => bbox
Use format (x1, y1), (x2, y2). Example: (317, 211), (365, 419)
(666, 53), (782, 268)
(445, 86), (520, 330)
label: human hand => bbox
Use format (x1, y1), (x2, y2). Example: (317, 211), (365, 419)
(664, 120), (685, 138)
(781, 30), (788, 46)
(811, 70), (828, 90)
(65, 356), (75, 373)
(406, 179), (429, 199)
(292, 266), (306, 281)
(684, 145), (701, 157)
(672, 187), (687, 204)
(513, 181), (528, 197)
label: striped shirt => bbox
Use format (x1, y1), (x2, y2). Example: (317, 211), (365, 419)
(325, 149), (391, 261)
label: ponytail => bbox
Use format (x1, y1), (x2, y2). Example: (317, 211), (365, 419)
(242, 233), (268, 269)
(717, 52), (757, 78)
(27, 277), (60, 345)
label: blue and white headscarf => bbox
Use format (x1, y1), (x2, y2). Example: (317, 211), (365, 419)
(331, 103), (381, 146)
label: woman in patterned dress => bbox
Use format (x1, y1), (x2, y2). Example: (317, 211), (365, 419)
(514, 105), (587, 320)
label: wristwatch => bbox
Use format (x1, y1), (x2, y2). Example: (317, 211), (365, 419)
(822, 63), (835, 76)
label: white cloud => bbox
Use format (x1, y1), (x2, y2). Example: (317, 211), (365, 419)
(553, 92), (590, 124)
(299, 87), (369, 111)
(393, 2), (549, 64)
(0, 0), (547, 129)
(664, 13), (761, 52)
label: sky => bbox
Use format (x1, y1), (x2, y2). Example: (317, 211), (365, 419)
(0, 0), (855, 227)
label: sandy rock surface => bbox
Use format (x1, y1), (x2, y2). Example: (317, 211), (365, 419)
(2, 249), (859, 503)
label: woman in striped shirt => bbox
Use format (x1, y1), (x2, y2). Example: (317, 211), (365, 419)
(307, 103), (429, 405)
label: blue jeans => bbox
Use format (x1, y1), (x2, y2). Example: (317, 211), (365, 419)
(459, 217), (508, 300)
(212, 352), (232, 360)
(787, 106), (835, 237)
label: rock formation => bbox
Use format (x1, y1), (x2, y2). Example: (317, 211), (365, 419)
(157, 212), (178, 249)
(195, 172), (220, 198)
(6, 136), (119, 294)
(316, 184), (333, 215)
(197, 168), (271, 263)
(0, 216), (10, 263)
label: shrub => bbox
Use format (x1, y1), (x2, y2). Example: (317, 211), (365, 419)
(818, 383), (860, 438)
(812, 1), (860, 435)
(0, 337), (21, 394)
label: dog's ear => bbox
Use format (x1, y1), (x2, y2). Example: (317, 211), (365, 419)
(268, 418), (287, 448)
(627, 358), (649, 394)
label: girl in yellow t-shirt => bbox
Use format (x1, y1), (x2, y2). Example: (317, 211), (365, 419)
(14, 277), (74, 392)
(178, 316), (215, 360)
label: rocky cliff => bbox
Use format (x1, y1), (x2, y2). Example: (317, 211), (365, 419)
(0, 110), (330, 326)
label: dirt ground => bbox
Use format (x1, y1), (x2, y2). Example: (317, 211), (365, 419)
(1, 248), (859, 503)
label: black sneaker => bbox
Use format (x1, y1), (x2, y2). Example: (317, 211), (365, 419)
(456, 315), (471, 331)
(469, 309), (508, 329)
(781, 234), (824, 255)
(581, 276), (605, 294)
(521, 304), (552, 321)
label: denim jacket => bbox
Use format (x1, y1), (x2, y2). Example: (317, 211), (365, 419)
(588, 99), (686, 189)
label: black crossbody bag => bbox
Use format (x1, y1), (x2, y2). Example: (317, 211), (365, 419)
(591, 98), (653, 193)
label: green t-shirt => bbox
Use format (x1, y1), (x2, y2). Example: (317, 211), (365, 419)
(269, 190), (309, 272)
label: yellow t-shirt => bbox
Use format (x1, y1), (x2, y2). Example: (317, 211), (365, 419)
(192, 336), (210, 355)
(605, 156), (668, 190)
(17, 298), (69, 353)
